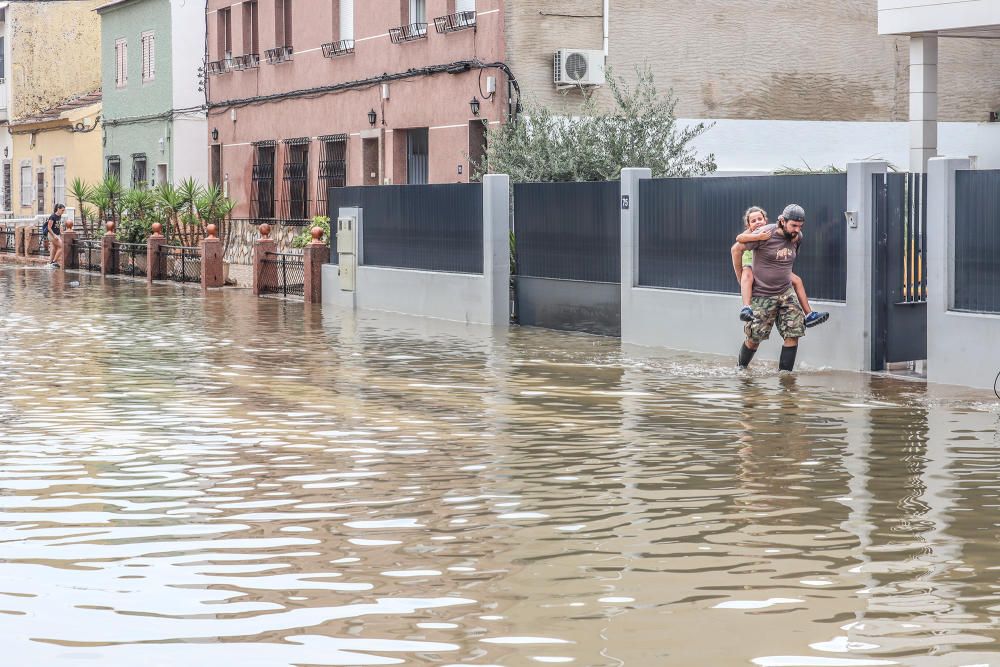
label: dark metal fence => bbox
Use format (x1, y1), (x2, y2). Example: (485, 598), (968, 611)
(75, 239), (102, 272)
(158, 245), (201, 283)
(112, 242), (148, 278)
(954, 169), (1000, 313)
(0, 227), (14, 253)
(327, 184), (483, 273)
(637, 174), (847, 301)
(514, 181), (620, 282)
(260, 251), (305, 297)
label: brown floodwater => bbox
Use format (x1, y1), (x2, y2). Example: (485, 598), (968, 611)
(1, 266), (999, 666)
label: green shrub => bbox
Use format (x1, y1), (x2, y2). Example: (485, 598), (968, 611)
(292, 216), (332, 248)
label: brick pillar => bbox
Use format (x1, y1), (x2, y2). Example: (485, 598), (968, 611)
(101, 221), (116, 275)
(14, 225), (25, 256)
(303, 226), (330, 304)
(62, 221), (78, 270)
(252, 223), (276, 296)
(200, 223), (225, 288)
(25, 225), (39, 256)
(147, 222), (166, 283)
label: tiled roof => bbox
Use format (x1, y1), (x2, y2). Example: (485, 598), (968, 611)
(10, 90), (103, 126)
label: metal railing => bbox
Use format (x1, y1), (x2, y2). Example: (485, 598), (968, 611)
(0, 227), (14, 253)
(389, 23), (428, 43)
(321, 40), (355, 57)
(260, 251), (305, 297)
(434, 11), (476, 33)
(112, 242), (148, 277)
(158, 245), (201, 283)
(75, 239), (102, 272)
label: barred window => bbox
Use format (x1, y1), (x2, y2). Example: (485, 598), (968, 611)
(106, 155), (122, 180)
(251, 143), (276, 219)
(132, 154), (147, 189)
(317, 134), (346, 216)
(282, 139), (309, 220)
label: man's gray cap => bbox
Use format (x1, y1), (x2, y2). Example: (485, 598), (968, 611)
(781, 204), (806, 221)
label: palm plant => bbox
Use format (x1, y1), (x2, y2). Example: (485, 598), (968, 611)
(69, 178), (93, 238)
(176, 177), (203, 246)
(153, 183), (185, 243)
(92, 175), (124, 225)
(87, 190), (112, 237)
(195, 184), (236, 252)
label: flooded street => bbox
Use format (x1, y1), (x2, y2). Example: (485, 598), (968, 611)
(1, 266), (999, 667)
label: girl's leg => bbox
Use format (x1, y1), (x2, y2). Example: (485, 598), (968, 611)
(740, 267), (754, 307)
(48, 236), (56, 264)
(55, 237), (64, 265)
(791, 273), (811, 315)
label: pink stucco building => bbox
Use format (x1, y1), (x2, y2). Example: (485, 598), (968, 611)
(205, 0), (507, 224)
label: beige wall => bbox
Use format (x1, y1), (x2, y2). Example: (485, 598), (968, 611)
(506, 0), (1000, 122)
(8, 0), (103, 122)
(11, 104), (104, 217)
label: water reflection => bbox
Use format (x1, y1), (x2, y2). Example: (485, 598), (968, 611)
(0, 266), (998, 666)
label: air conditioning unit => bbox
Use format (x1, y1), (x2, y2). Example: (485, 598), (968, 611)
(553, 49), (605, 87)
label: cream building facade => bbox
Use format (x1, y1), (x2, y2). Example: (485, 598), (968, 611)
(2, 0), (103, 216)
(506, 0), (1000, 172)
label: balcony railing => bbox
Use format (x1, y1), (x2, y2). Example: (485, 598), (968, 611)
(321, 40), (355, 58)
(206, 59), (231, 75)
(233, 53), (260, 70)
(389, 23), (428, 44)
(434, 11), (476, 33)
(265, 45), (294, 64)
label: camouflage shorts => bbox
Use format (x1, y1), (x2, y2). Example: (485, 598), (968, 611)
(744, 287), (806, 343)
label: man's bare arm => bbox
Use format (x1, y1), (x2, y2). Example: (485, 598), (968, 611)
(731, 242), (747, 282)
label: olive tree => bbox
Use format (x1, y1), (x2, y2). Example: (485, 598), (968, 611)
(478, 65), (716, 182)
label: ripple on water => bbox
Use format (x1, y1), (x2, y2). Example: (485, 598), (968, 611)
(0, 268), (998, 665)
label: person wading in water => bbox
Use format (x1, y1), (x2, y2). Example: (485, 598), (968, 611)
(729, 204), (809, 371)
(45, 204), (66, 269)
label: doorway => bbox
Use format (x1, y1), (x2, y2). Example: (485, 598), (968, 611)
(362, 137), (379, 186)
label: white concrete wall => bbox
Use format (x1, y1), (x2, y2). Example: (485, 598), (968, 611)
(170, 0), (207, 110)
(879, 0), (1000, 35)
(354, 267), (495, 325)
(322, 175), (510, 326)
(619, 164), (881, 372)
(171, 115), (208, 184)
(926, 156), (1000, 389)
(169, 0), (208, 184)
(686, 119), (1000, 174)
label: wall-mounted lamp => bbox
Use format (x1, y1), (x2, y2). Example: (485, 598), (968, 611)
(469, 96), (481, 116)
(2, 146), (7, 159)
(368, 108), (377, 127)
(211, 127), (219, 142)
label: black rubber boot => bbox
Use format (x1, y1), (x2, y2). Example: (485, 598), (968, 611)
(738, 343), (757, 369)
(779, 345), (798, 372)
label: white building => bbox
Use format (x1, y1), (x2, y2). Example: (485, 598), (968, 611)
(879, 0), (1000, 171)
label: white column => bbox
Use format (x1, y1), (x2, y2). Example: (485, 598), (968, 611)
(910, 35), (938, 173)
(619, 167), (651, 344)
(483, 173), (511, 327)
(846, 160), (888, 371)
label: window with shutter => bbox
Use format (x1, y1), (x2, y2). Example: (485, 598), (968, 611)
(141, 31), (155, 82)
(455, 0), (475, 12)
(19, 164), (31, 207)
(339, 0), (353, 42)
(115, 38), (128, 88)
(53, 165), (66, 207)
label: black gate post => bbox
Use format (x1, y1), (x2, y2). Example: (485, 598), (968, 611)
(871, 172), (889, 371)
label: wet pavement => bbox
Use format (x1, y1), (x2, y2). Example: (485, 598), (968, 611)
(1, 266), (999, 666)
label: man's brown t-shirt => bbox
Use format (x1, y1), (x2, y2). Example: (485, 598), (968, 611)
(745, 224), (800, 297)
